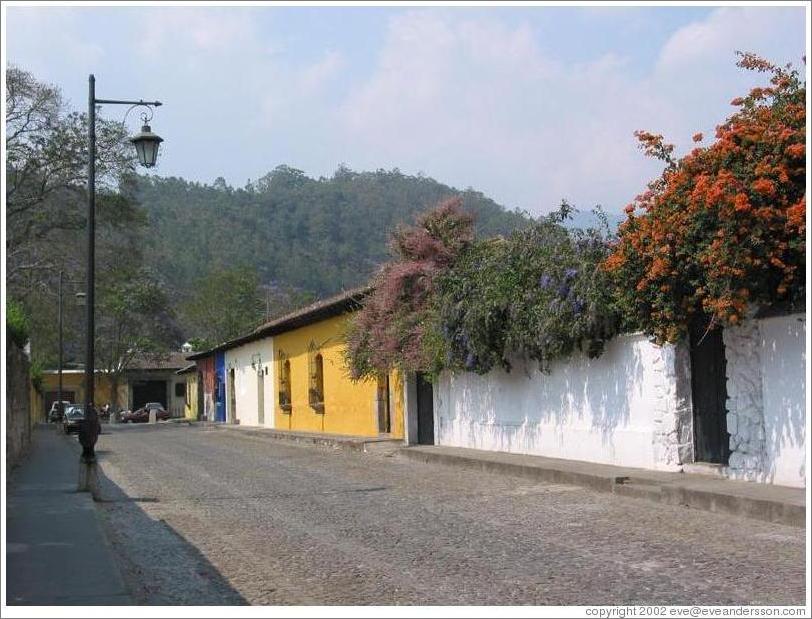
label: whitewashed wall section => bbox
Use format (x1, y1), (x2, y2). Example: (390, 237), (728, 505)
(433, 334), (691, 470)
(724, 313), (806, 488)
(224, 338), (275, 428)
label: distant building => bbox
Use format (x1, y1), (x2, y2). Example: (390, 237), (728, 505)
(186, 287), (406, 439)
(33, 351), (189, 420)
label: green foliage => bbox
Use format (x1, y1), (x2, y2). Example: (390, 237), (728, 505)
(346, 201), (623, 380)
(134, 166), (532, 317)
(6, 298), (30, 347)
(29, 359), (45, 392)
(183, 266), (266, 348)
(345, 198), (475, 379)
(429, 204), (624, 376)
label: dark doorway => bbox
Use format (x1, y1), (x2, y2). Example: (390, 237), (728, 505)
(377, 374), (391, 434)
(416, 373), (435, 445)
(196, 372), (204, 421)
(689, 322), (730, 464)
(132, 380), (167, 410)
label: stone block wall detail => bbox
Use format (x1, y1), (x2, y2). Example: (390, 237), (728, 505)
(723, 319), (768, 481)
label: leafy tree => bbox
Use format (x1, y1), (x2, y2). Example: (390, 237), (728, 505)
(430, 204), (622, 376)
(6, 298), (30, 347)
(345, 198), (475, 379)
(183, 266), (266, 348)
(5, 66), (178, 376)
(605, 54), (805, 343)
(132, 165), (532, 334)
(6, 66), (134, 288)
(95, 265), (180, 410)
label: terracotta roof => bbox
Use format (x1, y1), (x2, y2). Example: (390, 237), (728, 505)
(126, 351), (189, 371)
(185, 285), (372, 361)
(176, 363), (197, 375)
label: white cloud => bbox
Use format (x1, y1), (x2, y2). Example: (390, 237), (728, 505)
(331, 7), (804, 214)
(6, 6), (804, 215)
(298, 50), (345, 94)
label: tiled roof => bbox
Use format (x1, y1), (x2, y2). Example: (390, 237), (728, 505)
(126, 351), (189, 371)
(185, 285), (372, 361)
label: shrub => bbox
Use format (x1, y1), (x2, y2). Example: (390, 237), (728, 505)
(429, 203), (623, 375)
(6, 298), (30, 347)
(345, 197), (474, 379)
(605, 53), (806, 343)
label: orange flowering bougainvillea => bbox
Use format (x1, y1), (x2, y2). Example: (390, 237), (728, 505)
(605, 53), (806, 343)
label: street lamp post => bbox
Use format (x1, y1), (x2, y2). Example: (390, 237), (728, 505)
(58, 271), (63, 422)
(79, 74), (163, 483)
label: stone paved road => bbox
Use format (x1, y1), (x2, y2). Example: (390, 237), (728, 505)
(91, 424), (805, 605)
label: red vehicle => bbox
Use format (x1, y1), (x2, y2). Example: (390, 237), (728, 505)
(121, 402), (170, 423)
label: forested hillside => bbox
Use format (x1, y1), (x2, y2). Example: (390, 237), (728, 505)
(135, 165), (533, 303)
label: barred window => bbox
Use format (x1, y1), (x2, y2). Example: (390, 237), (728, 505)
(278, 351), (292, 412)
(308, 342), (325, 412)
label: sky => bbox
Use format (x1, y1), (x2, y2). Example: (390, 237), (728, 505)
(4, 3), (807, 215)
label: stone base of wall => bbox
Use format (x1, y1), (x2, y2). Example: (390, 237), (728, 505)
(6, 342), (33, 472)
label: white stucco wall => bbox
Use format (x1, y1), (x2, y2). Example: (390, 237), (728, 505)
(725, 313), (806, 488)
(224, 338), (275, 428)
(434, 334), (686, 470)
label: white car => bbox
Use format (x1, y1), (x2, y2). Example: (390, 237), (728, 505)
(48, 401), (72, 423)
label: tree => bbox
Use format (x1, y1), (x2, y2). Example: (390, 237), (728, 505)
(345, 198), (474, 379)
(95, 266), (181, 410)
(183, 266), (266, 348)
(430, 204), (621, 376)
(6, 66), (134, 288)
(5, 66), (178, 377)
(605, 53), (805, 343)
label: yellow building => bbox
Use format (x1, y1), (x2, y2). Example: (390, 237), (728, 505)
(32, 353), (189, 422)
(191, 287), (405, 439)
(273, 312), (404, 438)
(177, 364), (200, 421)
(32, 370), (126, 423)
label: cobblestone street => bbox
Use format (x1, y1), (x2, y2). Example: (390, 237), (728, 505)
(93, 424), (805, 605)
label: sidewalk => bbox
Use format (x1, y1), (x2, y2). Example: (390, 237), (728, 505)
(399, 445), (806, 528)
(212, 422), (404, 453)
(6, 425), (132, 605)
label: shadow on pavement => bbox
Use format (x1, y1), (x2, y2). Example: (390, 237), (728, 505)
(92, 439), (247, 605)
(6, 425), (246, 606)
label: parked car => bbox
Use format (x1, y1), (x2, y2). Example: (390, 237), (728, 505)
(48, 401), (72, 423)
(62, 405), (85, 434)
(121, 402), (170, 423)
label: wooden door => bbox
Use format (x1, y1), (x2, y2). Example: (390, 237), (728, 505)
(257, 368), (265, 425)
(377, 374), (391, 434)
(416, 373), (435, 445)
(196, 373), (204, 421)
(690, 323), (730, 464)
(228, 368), (237, 424)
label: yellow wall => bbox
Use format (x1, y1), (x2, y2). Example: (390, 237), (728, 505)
(34, 372), (127, 420)
(273, 313), (404, 438)
(183, 373), (198, 420)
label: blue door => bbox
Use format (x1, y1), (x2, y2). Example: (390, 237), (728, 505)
(215, 352), (226, 422)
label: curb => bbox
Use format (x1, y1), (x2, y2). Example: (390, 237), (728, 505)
(398, 447), (805, 528)
(212, 424), (403, 454)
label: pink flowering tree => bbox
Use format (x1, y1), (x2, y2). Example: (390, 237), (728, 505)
(345, 197), (474, 379)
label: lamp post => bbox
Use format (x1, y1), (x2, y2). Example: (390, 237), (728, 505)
(79, 74), (163, 481)
(58, 271), (63, 421)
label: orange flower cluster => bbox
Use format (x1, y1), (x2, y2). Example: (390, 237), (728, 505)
(605, 53), (806, 343)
